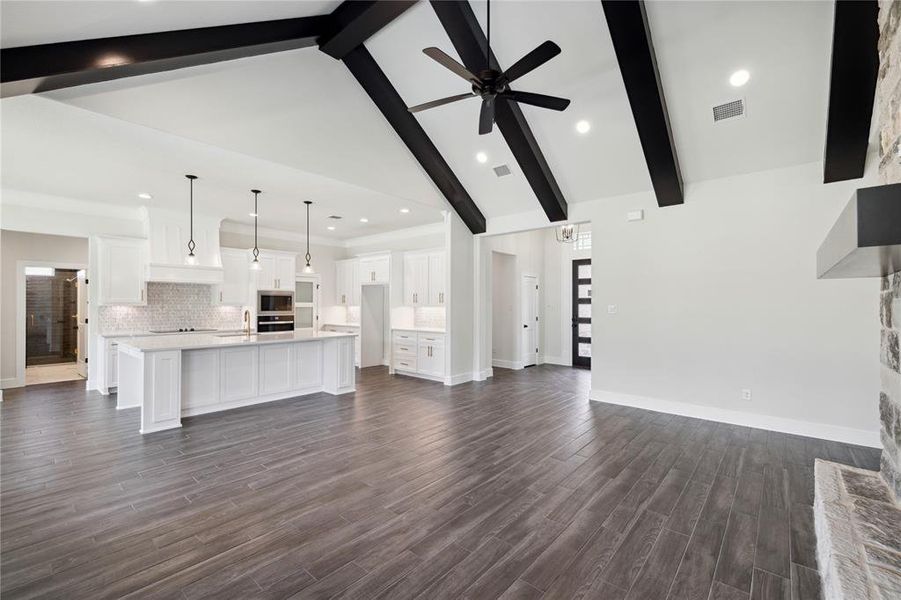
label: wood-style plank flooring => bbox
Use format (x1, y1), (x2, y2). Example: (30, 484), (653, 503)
(1, 365), (881, 599)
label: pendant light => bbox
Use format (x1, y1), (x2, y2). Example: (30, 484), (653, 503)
(250, 189), (262, 271)
(302, 200), (315, 274)
(555, 223), (580, 244)
(185, 174), (199, 265)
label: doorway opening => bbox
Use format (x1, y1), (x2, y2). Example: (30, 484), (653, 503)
(572, 259), (591, 369)
(361, 285), (386, 368)
(24, 266), (87, 386)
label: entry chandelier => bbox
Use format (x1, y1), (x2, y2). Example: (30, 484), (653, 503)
(555, 223), (580, 244)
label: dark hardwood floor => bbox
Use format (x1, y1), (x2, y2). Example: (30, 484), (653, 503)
(1, 365), (880, 599)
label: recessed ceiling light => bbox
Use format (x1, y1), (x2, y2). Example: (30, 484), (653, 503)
(327, 226), (336, 231)
(360, 217), (369, 223)
(248, 212), (258, 217)
(729, 69), (750, 87)
(400, 208), (410, 214)
(575, 120), (591, 134)
(475, 152), (488, 164)
(138, 192), (152, 200)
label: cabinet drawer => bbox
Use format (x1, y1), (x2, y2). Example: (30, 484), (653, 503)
(394, 356), (417, 371)
(393, 332), (417, 345)
(393, 340), (417, 355)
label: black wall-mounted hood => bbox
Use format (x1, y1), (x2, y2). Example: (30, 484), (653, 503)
(817, 183), (901, 279)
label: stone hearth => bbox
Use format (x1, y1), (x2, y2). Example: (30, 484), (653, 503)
(814, 460), (901, 599)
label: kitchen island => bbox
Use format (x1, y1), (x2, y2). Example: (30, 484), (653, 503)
(117, 331), (356, 434)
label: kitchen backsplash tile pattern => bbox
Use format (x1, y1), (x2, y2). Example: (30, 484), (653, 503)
(415, 307), (446, 330)
(98, 283), (244, 333)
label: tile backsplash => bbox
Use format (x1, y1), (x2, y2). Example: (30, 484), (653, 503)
(98, 283), (244, 333)
(415, 307), (445, 330)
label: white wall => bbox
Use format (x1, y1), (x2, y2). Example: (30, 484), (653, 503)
(447, 211), (474, 384)
(579, 162), (879, 445)
(491, 252), (517, 365)
(1, 230), (89, 386)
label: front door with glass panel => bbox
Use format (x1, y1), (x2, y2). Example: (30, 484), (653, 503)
(572, 259), (591, 368)
(294, 276), (319, 333)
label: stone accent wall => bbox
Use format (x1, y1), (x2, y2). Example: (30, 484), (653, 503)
(97, 283), (244, 334)
(877, 0), (901, 501)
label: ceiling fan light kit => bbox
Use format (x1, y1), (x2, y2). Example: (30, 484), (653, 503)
(409, 0), (570, 135)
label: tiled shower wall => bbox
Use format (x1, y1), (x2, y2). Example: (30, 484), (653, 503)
(98, 283), (245, 333)
(25, 269), (79, 365)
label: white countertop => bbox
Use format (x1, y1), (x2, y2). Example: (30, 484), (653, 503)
(101, 329), (247, 338)
(117, 330), (355, 352)
(321, 322), (361, 328)
(392, 327), (446, 334)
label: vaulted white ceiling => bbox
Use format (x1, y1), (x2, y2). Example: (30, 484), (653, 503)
(0, 0), (839, 237)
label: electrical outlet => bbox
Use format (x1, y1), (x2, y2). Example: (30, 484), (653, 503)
(741, 389), (752, 401)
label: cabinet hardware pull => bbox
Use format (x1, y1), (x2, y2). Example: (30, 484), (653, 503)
(219, 291), (223, 302)
(140, 289), (144, 301)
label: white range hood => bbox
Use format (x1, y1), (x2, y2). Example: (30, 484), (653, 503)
(142, 206), (224, 284)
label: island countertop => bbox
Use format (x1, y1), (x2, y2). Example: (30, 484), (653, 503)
(117, 330), (356, 353)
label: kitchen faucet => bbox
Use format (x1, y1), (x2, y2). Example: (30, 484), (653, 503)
(243, 309), (251, 336)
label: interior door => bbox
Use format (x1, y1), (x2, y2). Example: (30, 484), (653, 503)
(572, 259), (591, 368)
(76, 270), (87, 377)
(520, 275), (539, 367)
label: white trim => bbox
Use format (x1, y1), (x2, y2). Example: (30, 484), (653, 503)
(589, 389), (880, 448)
(0, 377), (22, 390)
(17, 260), (88, 389)
(219, 220), (343, 248)
(541, 355), (569, 366)
(344, 222), (445, 249)
(445, 372), (473, 386)
(492, 359), (524, 370)
(474, 367), (493, 381)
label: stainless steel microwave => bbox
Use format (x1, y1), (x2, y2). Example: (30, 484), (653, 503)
(257, 290), (294, 315)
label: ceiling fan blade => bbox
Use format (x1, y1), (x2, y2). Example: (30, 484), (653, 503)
(505, 90), (570, 111)
(499, 41), (561, 85)
(408, 93), (476, 114)
(478, 96), (495, 135)
(423, 47), (481, 84)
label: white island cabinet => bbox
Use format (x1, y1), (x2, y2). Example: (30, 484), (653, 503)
(116, 331), (356, 434)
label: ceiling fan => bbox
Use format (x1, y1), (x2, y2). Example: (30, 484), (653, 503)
(408, 0), (570, 135)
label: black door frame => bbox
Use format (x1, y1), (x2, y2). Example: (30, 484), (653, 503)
(572, 259), (591, 369)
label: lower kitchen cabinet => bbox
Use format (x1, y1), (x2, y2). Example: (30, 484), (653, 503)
(392, 330), (445, 382)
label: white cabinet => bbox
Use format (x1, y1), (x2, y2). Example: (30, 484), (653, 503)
(322, 324), (360, 367)
(106, 341), (119, 390)
(259, 343), (293, 396)
(182, 349), (220, 410)
(257, 251), (296, 291)
(294, 342), (323, 389)
(403, 250), (445, 306)
(428, 252), (446, 305)
(220, 346), (259, 403)
(393, 330), (445, 381)
(359, 254), (389, 284)
(335, 259), (361, 306)
(97, 237), (147, 305)
(213, 248), (250, 306)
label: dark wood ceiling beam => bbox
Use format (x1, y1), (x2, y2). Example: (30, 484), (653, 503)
(601, 0), (683, 207)
(342, 45), (486, 234)
(0, 15), (330, 98)
(823, 0), (879, 183)
(430, 0), (568, 223)
(319, 1), (416, 60)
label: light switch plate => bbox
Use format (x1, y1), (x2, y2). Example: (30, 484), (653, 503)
(626, 210), (644, 222)
(607, 305), (617, 314)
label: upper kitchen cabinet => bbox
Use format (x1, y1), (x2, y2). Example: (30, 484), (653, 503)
(213, 248), (250, 306)
(336, 258), (360, 306)
(256, 250), (296, 291)
(359, 254), (390, 285)
(403, 250), (445, 306)
(95, 236), (147, 306)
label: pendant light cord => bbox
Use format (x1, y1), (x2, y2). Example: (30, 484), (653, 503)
(252, 190), (260, 261)
(186, 175), (197, 256)
(304, 201), (312, 266)
(485, 0), (490, 69)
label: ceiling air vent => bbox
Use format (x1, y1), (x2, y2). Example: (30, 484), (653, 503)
(712, 99), (745, 122)
(493, 164), (512, 177)
(327, 215), (342, 220)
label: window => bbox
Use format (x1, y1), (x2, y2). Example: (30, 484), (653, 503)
(575, 232), (592, 251)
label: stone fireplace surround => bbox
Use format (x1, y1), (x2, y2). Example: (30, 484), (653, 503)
(813, 2), (901, 599)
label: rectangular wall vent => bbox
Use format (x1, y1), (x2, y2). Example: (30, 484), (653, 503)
(713, 99), (745, 122)
(493, 164), (512, 177)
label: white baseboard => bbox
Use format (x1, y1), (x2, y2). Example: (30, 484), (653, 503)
(445, 372), (474, 386)
(0, 377), (23, 389)
(473, 367), (493, 381)
(589, 389), (880, 448)
(541, 355), (569, 366)
(492, 359), (524, 370)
